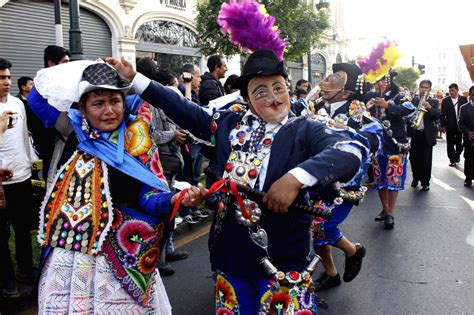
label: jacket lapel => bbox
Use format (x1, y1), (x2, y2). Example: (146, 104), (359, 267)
(262, 117), (301, 191)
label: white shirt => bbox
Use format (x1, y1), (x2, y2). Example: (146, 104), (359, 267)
(0, 95), (31, 184)
(451, 97), (460, 120)
(328, 100), (347, 117)
(132, 73), (318, 189)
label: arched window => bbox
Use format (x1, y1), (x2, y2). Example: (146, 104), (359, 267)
(310, 53), (327, 84)
(136, 20), (199, 48)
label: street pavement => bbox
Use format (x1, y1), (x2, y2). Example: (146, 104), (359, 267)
(163, 139), (474, 314)
(1, 139), (472, 314)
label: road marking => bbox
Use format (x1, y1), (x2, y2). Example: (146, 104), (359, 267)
(449, 166), (465, 180)
(431, 176), (456, 191)
(175, 223), (211, 249)
(460, 196), (474, 211)
(466, 227), (474, 247)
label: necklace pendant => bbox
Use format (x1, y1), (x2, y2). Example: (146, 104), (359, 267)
(250, 228), (268, 250)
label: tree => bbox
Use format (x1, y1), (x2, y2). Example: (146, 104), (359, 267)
(196, 0), (330, 61)
(394, 66), (420, 91)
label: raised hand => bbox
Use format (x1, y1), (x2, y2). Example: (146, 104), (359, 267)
(105, 56), (137, 83)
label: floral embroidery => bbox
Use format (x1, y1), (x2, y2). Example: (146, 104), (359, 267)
(117, 220), (155, 255)
(150, 150), (165, 179)
(137, 102), (152, 124)
(101, 208), (169, 306)
(215, 274), (239, 312)
(123, 254), (137, 268)
(111, 208), (123, 229)
(124, 119), (153, 156)
(298, 287), (313, 309)
(137, 248), (160, 274)
(216, 308), (235, 315)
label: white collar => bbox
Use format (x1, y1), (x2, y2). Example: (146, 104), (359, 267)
(328, 100), (347, 117)
(242, 110), (288, 126)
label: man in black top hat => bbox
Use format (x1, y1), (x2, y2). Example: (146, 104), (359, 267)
(108, 49), (366, 314)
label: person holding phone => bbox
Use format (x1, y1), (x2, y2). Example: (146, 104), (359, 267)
(0, 58), (35, 299)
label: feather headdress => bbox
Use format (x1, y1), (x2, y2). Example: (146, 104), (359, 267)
(357, 40), (402, 83)
(217, 0), (286, 60)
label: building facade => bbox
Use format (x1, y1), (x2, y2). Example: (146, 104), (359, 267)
(0, 0), (213, 94)
(0, 0), (347, 94)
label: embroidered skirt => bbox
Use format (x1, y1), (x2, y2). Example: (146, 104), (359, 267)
(312, 203), (353, 247)
(372, 152), (408, 191)
(38, 248), (172, 314)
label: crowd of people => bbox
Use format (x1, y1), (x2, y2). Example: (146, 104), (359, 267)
(0, 40), (473, 314)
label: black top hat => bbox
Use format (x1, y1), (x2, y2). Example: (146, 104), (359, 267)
(79, 63), (131, 97)
(233, 49), (287, 96)
(332, 63), (363, 94)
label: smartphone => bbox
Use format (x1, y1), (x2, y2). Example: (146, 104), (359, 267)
(182, 72), (193, 83)
(7, 112), (17, 127)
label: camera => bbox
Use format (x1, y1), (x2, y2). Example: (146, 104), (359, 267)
(184, 131), (196, 145)
(182, 72), (193, 83)
(8, 112), (18, 127)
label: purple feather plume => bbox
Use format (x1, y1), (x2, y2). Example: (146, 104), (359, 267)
(218, 0), (287, 60)
(358, 40), (394, 73)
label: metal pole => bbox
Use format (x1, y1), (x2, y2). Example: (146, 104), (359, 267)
(69, 0), (83, 60)
(54, 0), (63, 47)
(307, 51), (312, 85)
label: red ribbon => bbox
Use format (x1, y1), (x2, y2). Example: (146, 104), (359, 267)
(229, 181), (251, 219)
(170, 188), (189, 222)
(207, 178), (251, 219)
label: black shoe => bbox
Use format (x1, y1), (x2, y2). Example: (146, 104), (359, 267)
(421, 185), (430, 191)
(465, 180), (472, 187)
(157, 261), (175, 276)
(411, 180), (418, 188)
(374, 210), (387, 221)
(449, 161), (456, 167)
(314, 273), (341, 291)
(384, 215), (395, 229)
(166, 250), (189, 262)
(343, 243), (366, 282)
(456, 157), (461, 163)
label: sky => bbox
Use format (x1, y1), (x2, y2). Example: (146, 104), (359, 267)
(342, 0), (474, 85)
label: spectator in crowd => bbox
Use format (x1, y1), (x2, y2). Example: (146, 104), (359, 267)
(199, 55), (227, 105)
(139, 65), (191, 275)
(0, 58), (34, 299)
(16, 76), (33, 101)
(32, 46), (71, 184)
(290, 88), (309, 116)
(180, 63), (201, 105)
(408, 80), (441, 191)
(224, 74), (240, 95)
(458, 86), (474, 187)
(295, 78), (309, 92)
(441, 83), (468, 166)
(43, 45), (70, 68)
(16, 76), (40, 141)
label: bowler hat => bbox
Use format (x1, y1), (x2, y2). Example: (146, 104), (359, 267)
(78, 63), (131, 97)
(233, 50), (287, 96)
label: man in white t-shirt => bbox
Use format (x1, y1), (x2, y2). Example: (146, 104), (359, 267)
(0, 58), (34, 299)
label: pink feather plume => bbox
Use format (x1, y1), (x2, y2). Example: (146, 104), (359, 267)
(217, 0), (287, 60)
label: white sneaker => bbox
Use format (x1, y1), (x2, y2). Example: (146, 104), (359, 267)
(193, 210), (210, 218)
(183, 214), (199, 224)
(175, 215), (183, 225)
